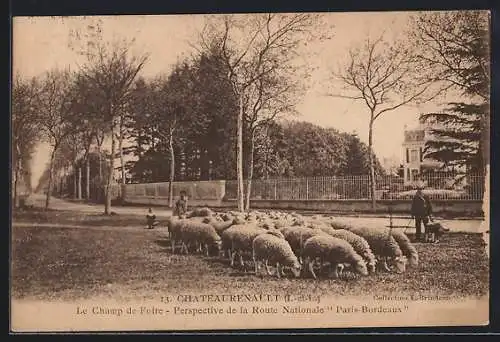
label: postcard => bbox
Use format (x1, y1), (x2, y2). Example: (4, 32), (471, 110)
(11, 11), (490, 332)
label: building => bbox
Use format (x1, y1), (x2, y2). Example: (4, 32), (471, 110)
(402, 121), (442, 185)
(402, 120), (469, 186)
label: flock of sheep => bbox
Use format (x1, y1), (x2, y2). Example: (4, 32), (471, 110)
(165, 208), (418, 280)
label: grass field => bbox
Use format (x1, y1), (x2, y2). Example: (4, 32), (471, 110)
(11, 219), (489, 302)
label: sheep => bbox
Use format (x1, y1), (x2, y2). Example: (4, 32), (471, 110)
(329, 219), (356, 231)
(258, 220), (276, 230)
(345, 226), (407, 274)
(324, 229), (377, 274)
(306, 221), (338, 235)
(280, 226), (328, 264)
(202, 217), (235, 235)
(302, 235), (369, 279)
(264, 228), (285, 240)
(232, 216), (247, 225)
(273, 219), (294, 229)
(252, 233), (302, 278)
(187, 207), (215, 218)
(220, 213), (234, 222)
(166, 216), (189, 254)
(390, 229), (419, 268)
(221, 224), (267, 268)
(177, 221), (222, 257)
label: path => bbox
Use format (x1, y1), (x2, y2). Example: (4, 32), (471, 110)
(12, 221), (170, 233)
(23, 194), (485, 234)
(27, 194), (174, 217)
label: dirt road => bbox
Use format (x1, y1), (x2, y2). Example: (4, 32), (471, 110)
(24, 194), (485, 234)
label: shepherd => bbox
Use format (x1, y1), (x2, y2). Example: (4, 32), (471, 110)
(410, 185), (433, 242)
(173, 190), (188, 218)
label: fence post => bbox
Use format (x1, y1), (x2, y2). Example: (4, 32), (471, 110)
(274, 180), (277, 200)
(306, 178), (309, 200)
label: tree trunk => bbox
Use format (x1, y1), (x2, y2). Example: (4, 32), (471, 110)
(73, 162), (78, 199)
(98, 144), (103, 180)
(119, 132), (125, 185)
(13, 157), (21, 209)
(237, 93), (245, 212)
(85, 157), (90, 200)
(244, 130), (256, 211)
(168, 127), (175, 208)
(105, 123), (115, 215)
(97, 142), (103, 202)
(368, 118), (376, 210)
(77, 166), (82, 200)
(45, 148), (57, 209)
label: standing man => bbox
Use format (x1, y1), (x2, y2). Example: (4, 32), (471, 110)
(174, 190), (188, 218)
(411, 186), (433, 242)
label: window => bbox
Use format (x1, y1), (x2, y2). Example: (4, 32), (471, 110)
(420, 147), (423, 162)
(406, 169), (410, 181)
(406, 148), (409, 163)
(411, 169), (419, 181)
(410, 149), (419, 162)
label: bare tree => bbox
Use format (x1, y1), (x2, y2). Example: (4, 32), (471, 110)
(243, 71), (302, 211)
(330, 33), (432, 209)
(11, 74), (42, 208)
(197, 13), (321, 211)
(37, 68), (79, 209)
(408, 10), (490, 174)
(79, 39), (148, 214)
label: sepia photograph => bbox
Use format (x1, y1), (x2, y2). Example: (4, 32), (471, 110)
(10, 10), (490, 332)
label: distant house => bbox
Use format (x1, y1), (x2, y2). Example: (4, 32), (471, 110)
(401, 121), (466, 186)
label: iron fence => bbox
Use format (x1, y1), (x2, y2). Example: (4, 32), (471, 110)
(96, 172), (486, 202)
(225, 173), (485, 201)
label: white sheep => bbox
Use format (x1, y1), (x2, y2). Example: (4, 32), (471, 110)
(329, 219), (356, 231)
(177, 221), (222, 257)
(187, 207), (215, 218)
(390, 229), (419, 269)
(202, 216), (235, 234)
(252, 233), (302, 278)
(280, 226), (328, 264)
(166, 216), (189, 253)
(324, 229), (377, 274)
(345, 226), (407, 274)
(302, 234), (369, 279)
(221, 224), (267, 268)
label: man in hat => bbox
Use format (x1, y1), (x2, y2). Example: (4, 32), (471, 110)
(411, 186), (433, 242)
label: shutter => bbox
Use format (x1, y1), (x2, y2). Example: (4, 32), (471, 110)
(420, 147), (423, 162)
(406, 148), (409, 163)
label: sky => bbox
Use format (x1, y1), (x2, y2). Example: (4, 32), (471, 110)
(12, 12), (450, 187)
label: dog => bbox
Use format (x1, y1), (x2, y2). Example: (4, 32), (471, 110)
(424, 220), (450, 243)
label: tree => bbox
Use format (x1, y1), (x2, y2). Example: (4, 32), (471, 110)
(11, 75), (42, 208)
(330, 33), (432, 209)
(408, 10), (490, 174)
(252, 120), (384, 179)
(37, 69), (79, 209)
(197, 13), (321, 211)
(420, 103), (485, 172)
(79, 39), (148, 214)
(150, 67), (194, 207)
(343, 132), (368, 176)
(70, 71), (110, 201)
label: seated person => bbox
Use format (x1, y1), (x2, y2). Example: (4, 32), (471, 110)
(146, 207), (159, 229)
